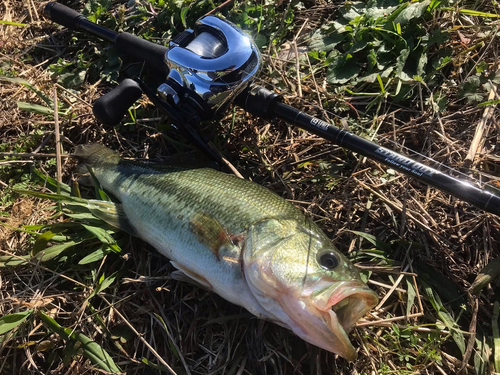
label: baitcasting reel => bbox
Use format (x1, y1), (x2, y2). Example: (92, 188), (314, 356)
(44, 3), (260, 126)
(90, 14), (261, 127)
(160, 15), (260, 119)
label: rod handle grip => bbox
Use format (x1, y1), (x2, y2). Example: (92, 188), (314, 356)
(93, 78), (143, 126)
(44, 2), (86, 30)
(115, 33), (169, 75)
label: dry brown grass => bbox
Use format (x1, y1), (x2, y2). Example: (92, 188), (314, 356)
(1, 0), (499, 374)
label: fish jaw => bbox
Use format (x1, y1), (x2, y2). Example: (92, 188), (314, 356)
(244, 255), (377, 360)
(278, 281), (378, 361)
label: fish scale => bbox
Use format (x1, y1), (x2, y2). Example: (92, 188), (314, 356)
(117, 162), (301, 225)
(74, 143), (378, 361)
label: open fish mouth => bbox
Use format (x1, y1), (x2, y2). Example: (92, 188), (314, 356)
(328, 284), (378, 333)
(277, 281), (377, 360)
(287, 281), (379, 361)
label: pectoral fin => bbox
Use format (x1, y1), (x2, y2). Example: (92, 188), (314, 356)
(87, 200), (137, 236)
(189, 212), (234, 261)
(170, 261), (212, 290)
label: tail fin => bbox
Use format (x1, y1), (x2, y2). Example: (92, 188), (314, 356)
(72, 144), (120, 167)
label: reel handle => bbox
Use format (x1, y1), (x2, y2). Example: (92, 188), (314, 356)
(44, 2), (169, 75)
(93, 78), (143, 126)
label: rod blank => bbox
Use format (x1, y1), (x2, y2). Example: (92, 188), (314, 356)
(237, 86), (500, 216)
(273, 102), (500, 215)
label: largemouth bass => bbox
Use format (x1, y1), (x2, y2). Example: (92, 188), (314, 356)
(74, 144), (378, 361)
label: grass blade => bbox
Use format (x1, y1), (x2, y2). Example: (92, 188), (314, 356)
(0, 240), (82, 267)
(32, 168), (72, 194)
(470, 257), (500, 294)
(72, 331), (122, 373)
(457, 9), (499, 17)
(16, 101), (54, 116)
(180, 6), (189, 28)
(38, 311), (122, 373)
(423, 282), (466, 355)
(32, 230), (60, 255)
(78, 245), (113, 265)
(1, 77), (53, 107)
(348, 230), (392, 252)
(88, 272), (118, 300)
(0, 254), (30, 267)
(34, 241), (82, 262)
(406, 279), (416, 316)
(141, 357), (172, 373)
(0, 310), (33, 335)
(153, 313), (180, 360)
(81, 224), (121, 253)
(14, 189), (87, 204)
(0, 20), (27, 26)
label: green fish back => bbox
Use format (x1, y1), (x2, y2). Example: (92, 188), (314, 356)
(75, 144), (303, 231)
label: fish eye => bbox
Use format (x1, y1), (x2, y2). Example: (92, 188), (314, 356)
(317, 251), (339, 270)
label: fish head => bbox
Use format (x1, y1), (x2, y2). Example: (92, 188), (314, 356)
(244, 217), (378, 361)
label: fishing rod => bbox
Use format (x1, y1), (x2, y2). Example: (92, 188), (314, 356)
(44, 2), (500, 216)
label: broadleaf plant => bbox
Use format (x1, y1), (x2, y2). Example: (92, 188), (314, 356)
(308, 0), (451, 98)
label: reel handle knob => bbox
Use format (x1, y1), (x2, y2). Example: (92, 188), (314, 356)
(93, 78), (143, 126)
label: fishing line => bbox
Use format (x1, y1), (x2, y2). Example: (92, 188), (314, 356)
(302, 216), (313, 288)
